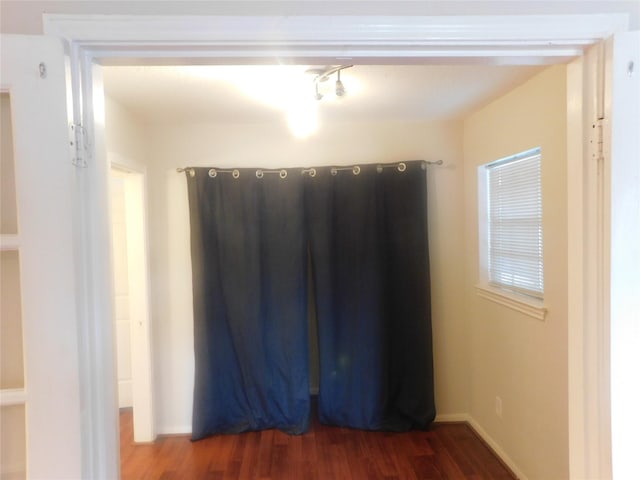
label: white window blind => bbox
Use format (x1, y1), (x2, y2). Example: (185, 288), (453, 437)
(486, 148), (543, 298)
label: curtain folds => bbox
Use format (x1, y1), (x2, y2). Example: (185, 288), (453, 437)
(186, 161), (435, 439)
(187, 168), (310, 440)
(306, 161), (435, 431)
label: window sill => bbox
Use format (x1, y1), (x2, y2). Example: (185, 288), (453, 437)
(475, 284), (547, 321)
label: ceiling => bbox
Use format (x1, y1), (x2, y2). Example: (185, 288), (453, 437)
(102, 64), (545, 125)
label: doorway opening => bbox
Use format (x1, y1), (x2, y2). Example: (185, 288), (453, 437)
(101, 63), (544, 440)
(108, 164), (155, 443)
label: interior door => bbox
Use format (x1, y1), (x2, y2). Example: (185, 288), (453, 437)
(0, 34), (82, 479)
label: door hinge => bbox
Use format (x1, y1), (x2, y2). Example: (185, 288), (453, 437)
(69, 123), (89, 168)
(590, 118), (605, 163)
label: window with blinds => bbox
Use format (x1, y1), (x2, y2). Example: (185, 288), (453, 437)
(485, 148), (543, 298)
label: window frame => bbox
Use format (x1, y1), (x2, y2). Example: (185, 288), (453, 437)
(477, 148), (547, 320)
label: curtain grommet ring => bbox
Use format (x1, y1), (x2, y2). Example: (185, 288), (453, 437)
(256, 170), (264, 179)
(208, 168), (217, 178)
(308, 168), (317, 177)
(397, 162), (407, 172)
(352, 166), (361, 175)
(376, 165), (383, 174)
(421, 162), (427, 170)
(232, 169), (240, 179)
(330, 167), (338, 176)
(279, 169), (288, 179)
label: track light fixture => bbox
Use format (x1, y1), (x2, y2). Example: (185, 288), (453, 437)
(335, 70), (345, 97)
(306, 65), (353, 100)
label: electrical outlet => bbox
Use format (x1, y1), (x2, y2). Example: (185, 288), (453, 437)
(495, 396), (503, 418)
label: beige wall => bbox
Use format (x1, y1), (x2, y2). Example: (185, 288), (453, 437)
(151, 119), (468, 432)
(105, 115), (468, 433)
(463, 65), (569, 479)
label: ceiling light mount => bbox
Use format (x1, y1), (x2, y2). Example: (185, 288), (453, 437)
(306, 65), (353, 100)
(335, 69), (345, 97)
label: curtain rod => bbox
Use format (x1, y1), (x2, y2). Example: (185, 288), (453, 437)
(176, 160), (443, 178)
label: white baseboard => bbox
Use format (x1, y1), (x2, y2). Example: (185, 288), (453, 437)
(118, 379), (132, 409)
(433, 413), (526, 480)
(434, 412), (471, 423)
(465, 416), (528, 480)
(158, 425), (191, 436)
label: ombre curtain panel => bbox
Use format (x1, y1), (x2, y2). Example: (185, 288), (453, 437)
(186, 161), (435, 440)
(186, 168), (310, 440)
(305, 162), (435, 430)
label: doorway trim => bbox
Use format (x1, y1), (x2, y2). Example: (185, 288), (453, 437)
(45, 13), (628, 65)
(43, 13), (629, 479)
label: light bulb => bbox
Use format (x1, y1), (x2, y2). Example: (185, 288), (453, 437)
(287, 99), (318, 139)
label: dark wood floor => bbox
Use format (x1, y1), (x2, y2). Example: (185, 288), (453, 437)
(120, 409), (516, 479)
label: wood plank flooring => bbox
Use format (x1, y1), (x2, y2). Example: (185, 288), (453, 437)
(120, 409), (516, 479)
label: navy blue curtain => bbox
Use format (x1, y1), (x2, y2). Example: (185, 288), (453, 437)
(186, 168), (310, 440)
(305, 161), (436, 431)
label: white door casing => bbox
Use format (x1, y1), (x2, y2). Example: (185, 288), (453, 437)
(606, 30), (640, 479)
(567, 40), (615, 479)
(0, 34), (82, 479)
(109, 160), (155, 443)
(121, 168), (155, 444)
(569, 31), (640, 479)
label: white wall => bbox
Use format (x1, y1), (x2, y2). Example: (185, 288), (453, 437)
(104, 96), (156, 440)
(463, 65), (569, 479)
(104, 96), (149, 166)
(138, 119), (467, 433)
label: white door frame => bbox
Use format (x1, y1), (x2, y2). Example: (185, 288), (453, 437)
(567, 41), (613, 480)
(43, 13), (630, 479)
(605, 31), (640, 478)
(109, 158), (155, 443)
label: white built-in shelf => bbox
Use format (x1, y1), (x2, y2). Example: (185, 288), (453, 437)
(0, 388), (26, 406)
(0, 234), (20, 250)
